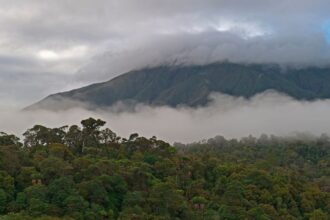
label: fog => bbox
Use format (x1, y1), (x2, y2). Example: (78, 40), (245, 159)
(1, 91), (330, 143)
(1, 0), (330, 106)
(1, 0), (330, 141)
(77, 31), (330, 82)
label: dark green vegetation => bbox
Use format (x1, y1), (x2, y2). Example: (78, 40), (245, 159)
(0, 118), (330, 219)
(28, 62), (330, 110)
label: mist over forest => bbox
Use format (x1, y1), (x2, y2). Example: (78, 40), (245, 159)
(0, 91), (329, 144)
(1, 0), (330, 219)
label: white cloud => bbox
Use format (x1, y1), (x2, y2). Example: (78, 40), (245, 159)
(0, 0), (330, 108)
(37, 45), (88, 61)
(2, 91), (330, 143)
(38, 50), (59, 60)
(213, 21), (270, 38)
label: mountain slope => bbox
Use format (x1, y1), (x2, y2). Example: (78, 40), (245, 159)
(27, 62), (330, 110)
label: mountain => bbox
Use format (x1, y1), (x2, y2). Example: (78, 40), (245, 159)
(26, 62), (330, 111)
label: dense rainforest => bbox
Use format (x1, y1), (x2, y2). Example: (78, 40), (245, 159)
(0, 118), (329, 220)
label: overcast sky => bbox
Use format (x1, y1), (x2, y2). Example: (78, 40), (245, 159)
(1, 0), (330, 108)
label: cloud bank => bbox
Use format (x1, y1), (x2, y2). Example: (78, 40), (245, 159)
(1, 0), (330, 107)
(77, 31), (330, 82)
(1, 91), (330, 143)
(1, 1), (330, 142)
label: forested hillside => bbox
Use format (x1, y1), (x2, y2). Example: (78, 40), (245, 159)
(0, 118), (329, 219)
(27, 63), (330, 111)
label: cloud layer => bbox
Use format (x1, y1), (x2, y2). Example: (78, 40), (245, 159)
(1, 91), (330, 143)
(0, 1), (329, 143)
(1, 0), (330, 107)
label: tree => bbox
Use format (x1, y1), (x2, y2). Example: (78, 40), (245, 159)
(1, 120), (330, 219)
(24, 185), (49, 217)
(65, 125), (82, 154)
(80, 118), (106, 150)
(23, 125), (51, 147)
(23, 125), (67, 148)
(0, 171), (15, 201)
(247, 206), (271, 220)
(28, 198), (49, 217)
(16, 167), (40, 191)
(48, 177), (76, 210)
(0, 189), (7, 214)
(39, 157), (72, 184)
(0, 132), (21, 146)
(78, 179), (108, 205)
(64, 195), (88, 218)
(0, 145), (21, 176)
(307, 209), (328, 220)
(149, 182), (188, 218)
(100, 128), (119, 144)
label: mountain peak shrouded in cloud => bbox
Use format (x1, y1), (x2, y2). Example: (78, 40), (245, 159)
(2, 3), (330, 219)
(0, 0), (330, 107)
(1, 0), (330, 144)
(26, 63), (330, 111)
(76, 31), (330, 83)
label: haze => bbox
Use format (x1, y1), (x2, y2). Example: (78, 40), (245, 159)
(0, 91), (329, 143)
(1, 0), (330, 142)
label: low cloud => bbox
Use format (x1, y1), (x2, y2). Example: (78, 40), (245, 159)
(77, 31), (330, 82)
(2, 91), (330, 143)
(1, 0), (330, 107)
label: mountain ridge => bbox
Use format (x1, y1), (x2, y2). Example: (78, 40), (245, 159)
(26, 62), (330, 111)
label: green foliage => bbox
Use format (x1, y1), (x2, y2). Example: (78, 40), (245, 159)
(0, 132), (20, 146)
(0, 118), (329, 219)
(0, 189), (7, 214)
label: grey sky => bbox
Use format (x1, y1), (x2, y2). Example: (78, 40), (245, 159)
(1, 0), (330, 108)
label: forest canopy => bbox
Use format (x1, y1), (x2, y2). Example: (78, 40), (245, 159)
(0, 118), (329, 219)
